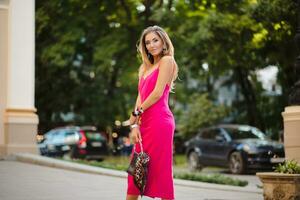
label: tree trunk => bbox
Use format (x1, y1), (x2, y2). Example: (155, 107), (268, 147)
(107, 63), (119, 98)
(143, 0), (153, 26)
(234, 67), (265, 131)
(168, 0), (173, 10)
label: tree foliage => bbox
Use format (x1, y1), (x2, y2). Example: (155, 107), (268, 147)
(36, 0), (298, 138)
(178, 93), (228, 137)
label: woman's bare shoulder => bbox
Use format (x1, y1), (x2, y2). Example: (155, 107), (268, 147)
(159, 56), (174, 69)
(160, 55), (173, 62)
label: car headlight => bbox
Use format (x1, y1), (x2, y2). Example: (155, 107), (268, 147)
(243, 144), (258, 154)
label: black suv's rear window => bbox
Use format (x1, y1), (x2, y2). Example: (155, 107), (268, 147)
(85, 131), (105, 141)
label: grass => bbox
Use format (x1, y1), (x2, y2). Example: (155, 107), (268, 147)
(59, 154), (248, 187)
(63, 156), (130, 171)
(173, 155), (248, 186)
(173, 154), (187, 167)
(63, 154), (187, 171)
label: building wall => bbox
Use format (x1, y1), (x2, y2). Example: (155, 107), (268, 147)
(8, 0), (35, 109)
(0, 0), (9, 153)
(0, 0), (38, 156)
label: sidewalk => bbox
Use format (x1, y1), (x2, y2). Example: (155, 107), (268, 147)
(0, 153), (264, 200)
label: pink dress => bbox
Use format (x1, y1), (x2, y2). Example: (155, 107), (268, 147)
(127, 66), (175, 199)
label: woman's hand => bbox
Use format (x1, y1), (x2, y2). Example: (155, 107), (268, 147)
(130, 127), (142, 144)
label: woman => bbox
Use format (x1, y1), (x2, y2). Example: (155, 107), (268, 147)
(126, 25), (178, 200)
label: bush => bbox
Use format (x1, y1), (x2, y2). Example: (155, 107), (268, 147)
(274, 160), (300, 174)
(174, 173), (248, 187)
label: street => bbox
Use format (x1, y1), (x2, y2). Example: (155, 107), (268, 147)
(0, 160), (263, 200)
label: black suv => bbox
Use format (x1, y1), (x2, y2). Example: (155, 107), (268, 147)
(184, 124), (285, 174)
(39, 126), (108, 160)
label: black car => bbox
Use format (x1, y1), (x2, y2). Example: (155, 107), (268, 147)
(185, 124), (285, 174)
(39, 126), (108, 160)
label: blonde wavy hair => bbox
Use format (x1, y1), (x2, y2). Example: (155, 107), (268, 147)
(137, 25), (178, 90)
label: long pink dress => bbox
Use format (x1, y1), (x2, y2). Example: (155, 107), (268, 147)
(127, 66), (175, 199)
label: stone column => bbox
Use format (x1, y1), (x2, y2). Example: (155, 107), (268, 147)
(281, 0), (300, 164)
(0, 0), (38, 156)
(0, 1), (9, 155)
(282, 106), (300, 163)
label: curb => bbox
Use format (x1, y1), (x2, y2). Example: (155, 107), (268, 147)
(10, 153), (262, 194)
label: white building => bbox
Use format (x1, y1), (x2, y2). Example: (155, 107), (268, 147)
(0, 0), (38, 156)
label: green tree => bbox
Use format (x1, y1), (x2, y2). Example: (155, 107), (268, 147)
(35, 0), (297, 138)
(36, 1), (140, 131)
(160, 0), (297, 136)
(178, 93), (228, 136)
(35, 0), (171, 132)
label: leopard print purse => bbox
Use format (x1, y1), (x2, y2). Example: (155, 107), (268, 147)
(127, 141), (150, 195)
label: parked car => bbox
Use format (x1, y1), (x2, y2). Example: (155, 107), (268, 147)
(184, 124), (285, 174)
(39, 126), (108, 160)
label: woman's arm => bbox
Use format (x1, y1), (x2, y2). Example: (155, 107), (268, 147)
(140, 56), (174, 111)
(135, 93), (141, 109)
(129, 93), (141, 125)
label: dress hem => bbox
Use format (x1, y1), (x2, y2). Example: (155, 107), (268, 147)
(127, 192), (174, 200)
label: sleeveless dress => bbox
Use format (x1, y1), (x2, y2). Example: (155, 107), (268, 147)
(127, 65), (175, 199)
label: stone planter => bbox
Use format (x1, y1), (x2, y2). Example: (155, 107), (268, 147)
(282, 106), (300, 164)
(256, 172), (300, 200)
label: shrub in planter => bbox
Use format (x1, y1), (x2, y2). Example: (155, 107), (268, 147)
(275, 160), (300, 174)
(256, 160), (300, 200)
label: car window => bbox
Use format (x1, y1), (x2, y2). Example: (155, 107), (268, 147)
(64, 131), (76, 136)
(224, 127), (266, 140)
(64, 131), (79, 143)
(200, 129), (220, 140)
(84, 131), (106, 141)
(213, 129), (224, 140)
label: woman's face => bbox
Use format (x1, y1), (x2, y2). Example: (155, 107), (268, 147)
(145, 32), (163, 57)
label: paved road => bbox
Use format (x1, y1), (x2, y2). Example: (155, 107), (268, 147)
(0, 161), (263, 200)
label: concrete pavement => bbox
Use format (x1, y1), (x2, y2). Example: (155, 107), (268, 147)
(0, 154), (264, 200)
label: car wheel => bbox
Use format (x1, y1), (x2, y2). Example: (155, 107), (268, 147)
(188, 151), (203, 171)
(229, 152), (245, 174)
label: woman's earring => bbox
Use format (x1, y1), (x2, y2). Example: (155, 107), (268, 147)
(162, 47), (167, 54)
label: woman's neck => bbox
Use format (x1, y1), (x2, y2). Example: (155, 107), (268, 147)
(153, 55), (161, 66)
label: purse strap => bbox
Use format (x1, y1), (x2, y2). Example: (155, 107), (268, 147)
(133, 141), (143, 153)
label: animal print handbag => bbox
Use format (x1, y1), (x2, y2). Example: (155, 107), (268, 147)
(127, 141), (150, 195)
